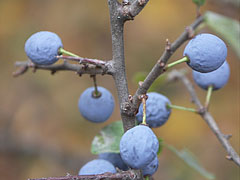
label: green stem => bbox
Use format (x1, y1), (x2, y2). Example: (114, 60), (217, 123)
(205, 85), (213, 108)
(58, 47), (79, 57)
(145, 176), (149, 180)
(167, 104), (197, 113)
(142, 97), (147, 125)
(166, 56), (189, 69)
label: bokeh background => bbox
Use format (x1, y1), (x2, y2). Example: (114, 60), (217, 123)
(0, 0), (239, 179)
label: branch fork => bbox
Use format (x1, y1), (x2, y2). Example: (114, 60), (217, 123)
(167, 69), (240, 166)
(119, 0), (149, 21)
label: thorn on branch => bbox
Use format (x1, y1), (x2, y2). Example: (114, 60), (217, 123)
(158, 61), (167, 72)
(122, 6), (134, 20)
(226, 155), (233, 161)
(51, 70), (57, 75)
(66, 173), (71, 177)
(138, 81), (143, 86)
(197, 107), (206, 115)
(224, 134), (232, 140)
(76, 71), (82, 76)
(138, 0), (147, 6)
(12, 65), (29, 77)
(165, 39), (172, 52)
(32, 66), (37, 73)
(186, 26), (194, 39)
(83, 64), (88, 70)
(122, 0), (130, 5)
(159, 61), (165, 68)
(128, 95), (133, 103)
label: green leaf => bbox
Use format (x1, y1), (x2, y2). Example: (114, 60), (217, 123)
(165, 144), (215, 180)
(91, 121), (124, 154)
(204, 11), (240, 58)
(157, 138), (164, 155)
(192, 0), (206, 6)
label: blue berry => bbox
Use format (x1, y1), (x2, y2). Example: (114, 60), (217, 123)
(99, 153), (129, 171)
(142, 156), (159, 176)
(120, 125), (159, 169)
(25, 31), (63, 65)
(183, 33), (227, 73)
(136, 92), (171, 128)
(79, 159), (116, 175)
(78, 87), (115, 123)
(193, 61), (230, 90)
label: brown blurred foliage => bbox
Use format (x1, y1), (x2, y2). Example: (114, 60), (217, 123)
(0, 0), (239, 180)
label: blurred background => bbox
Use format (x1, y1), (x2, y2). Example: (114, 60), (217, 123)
(0, 0), (239, 179)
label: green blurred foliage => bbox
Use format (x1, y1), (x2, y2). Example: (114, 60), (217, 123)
(165, 144), (215, 179)
(192, 0), (206, 6)
(0, 0), (239, 180)
(157, 138), (164, 155)
(91, 121), (123, 154)
(204, 11), (240, 58)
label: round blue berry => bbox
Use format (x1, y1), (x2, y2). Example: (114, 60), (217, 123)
(136, 92), (171, 128)
(79, 159), (116, 175)
(25, 31), (63, 65)
(193, 61), (230, 90)
(78, 86), (115, 123)
(142, 156), (159, 176)
(99, 153), (129, 171)
(120, 125), (159, 169)
(183, 33), (227, 73)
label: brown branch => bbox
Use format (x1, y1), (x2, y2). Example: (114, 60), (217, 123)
(108, 0), (137, 133)
(130, 15), (204, 115)
(121, 0), (150, 21)
(56, 56), (107, 66)
(28, 170), (142, 180)
(13, 60), (114, 77)
(106, 1), (151, 179)
(167, 69), (240, 167)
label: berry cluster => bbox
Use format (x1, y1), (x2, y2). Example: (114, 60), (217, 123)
(23, 31), (230, 178)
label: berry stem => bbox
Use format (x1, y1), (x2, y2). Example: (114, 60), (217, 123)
(58, 47), (79, 57)
(167, 104), (197, 113)
(205, 85), (213, 108)
(142, 96), (147, 125)
(91, 75), (101, 98)
(165, 56), (189, 69)
(140, 95), (148, 125)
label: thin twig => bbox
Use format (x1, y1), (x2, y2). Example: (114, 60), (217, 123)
(13, 60), (114, 77)
(167, 69), (240, 167)
(28, 170), (142, 180)
(56, 55), (107, 66)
